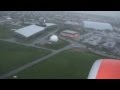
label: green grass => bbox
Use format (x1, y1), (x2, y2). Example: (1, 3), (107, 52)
(9, 49), (104, 79)
(0, 25), (13, 39)
(36, 39), (70, 50)
(15, 38), (35, 44)
(0, 40), (51, 75)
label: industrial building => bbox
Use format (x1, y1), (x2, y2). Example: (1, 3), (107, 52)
(60, 30), (80, 39)
(83, 21), (113, 31)
(82, 35), (102, 46)
(14, 24), (45, 39)
(102, 39), (116, 50)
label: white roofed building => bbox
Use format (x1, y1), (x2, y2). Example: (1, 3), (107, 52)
(14, 25), (45, 39)
(49, 35), (59, 42)
(64, 21), (79, 25)
(83, 21), (113, 31)
(45, 23), (56, 27)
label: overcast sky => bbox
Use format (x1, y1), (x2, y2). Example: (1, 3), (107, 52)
(72, 11), (120, 18)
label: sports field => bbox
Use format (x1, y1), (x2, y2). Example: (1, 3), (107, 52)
(9, 48), (104, 79)
(0, 40), (51, 75)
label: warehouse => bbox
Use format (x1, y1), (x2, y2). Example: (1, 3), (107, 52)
(102, 39), (116, 50)
(83, 21), (113, 31)
(14, 24), (45, 39)
(82, 35), (102, 46)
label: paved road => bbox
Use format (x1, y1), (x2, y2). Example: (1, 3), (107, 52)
(0, 29), (59, 52)
(88, 48), (120, 59)
(0, 44), (72, 79)
(60, 36), (120, 59)
(59, 36), (86, 48)
(0, 35), (119, 79)
(0, 39), (55, 52)
(31, 29), (58, 45)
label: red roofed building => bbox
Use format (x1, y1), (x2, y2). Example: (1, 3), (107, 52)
(60, 30), (80, 39)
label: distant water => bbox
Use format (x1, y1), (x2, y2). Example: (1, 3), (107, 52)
(72, 11), (120, 19)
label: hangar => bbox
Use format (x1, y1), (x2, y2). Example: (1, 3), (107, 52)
(83, 21), (113, 31)
(14, 24), (45, 39)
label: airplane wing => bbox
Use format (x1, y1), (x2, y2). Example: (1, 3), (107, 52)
(88, 59), (120, 79)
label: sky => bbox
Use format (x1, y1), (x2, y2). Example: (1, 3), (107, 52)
(72, 11), (120, 18)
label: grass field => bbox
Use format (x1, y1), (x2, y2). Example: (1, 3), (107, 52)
(0, 40), (51, 75)
(0, 25), (13, 39)
(15, 38), (36, 44)
(9, 48), (104, 79)
(36, 39), (70, 50)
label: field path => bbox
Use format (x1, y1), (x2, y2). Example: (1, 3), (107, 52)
(0, 44), (72, 79)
